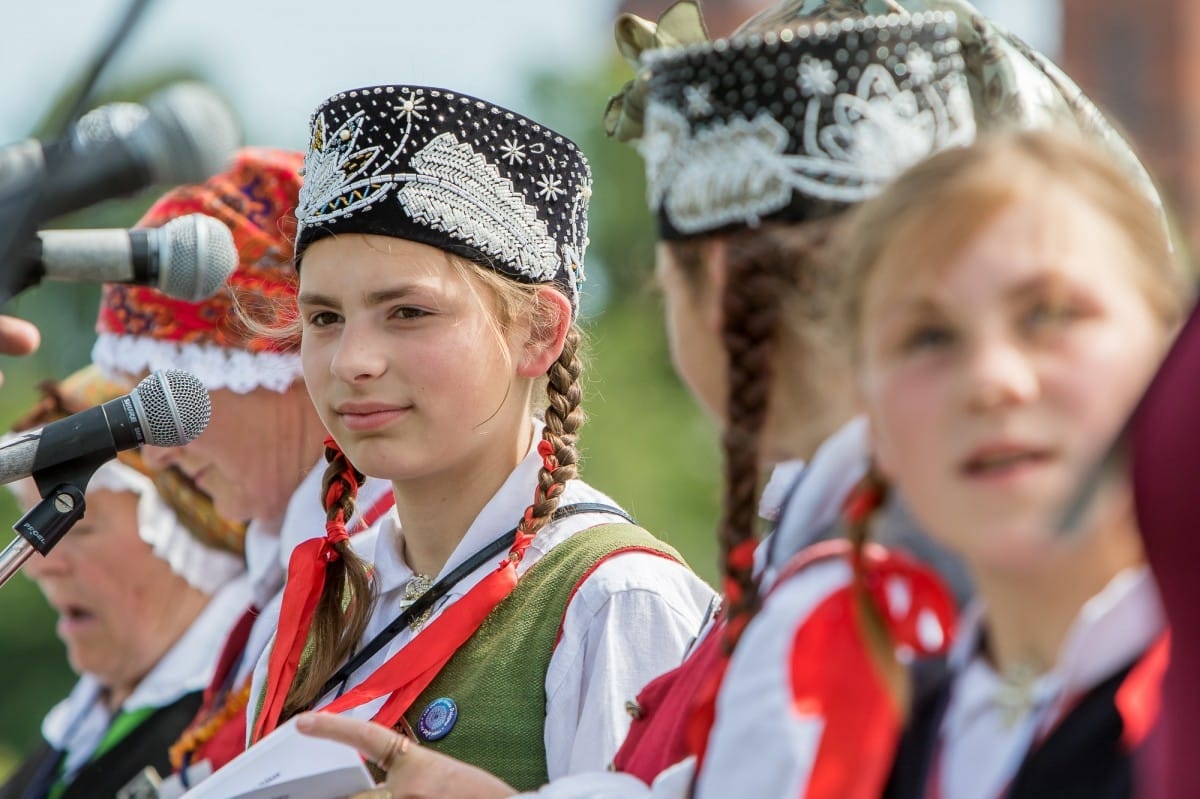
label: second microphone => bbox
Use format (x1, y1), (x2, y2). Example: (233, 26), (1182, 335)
(28, 213), (237, 301)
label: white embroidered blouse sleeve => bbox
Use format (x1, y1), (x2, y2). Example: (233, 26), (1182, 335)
(541, 550), (717, 778)
(693, 558), (852, 799)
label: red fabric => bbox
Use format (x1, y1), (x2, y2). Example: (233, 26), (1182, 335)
(252, 536), (341, 742)
(1130, 301), (1200, 798)
(611, 618), (727, 783)
(1118, 633), (1170, 749)
(791, 546), (955, 799)
(318, 554), (524, 727)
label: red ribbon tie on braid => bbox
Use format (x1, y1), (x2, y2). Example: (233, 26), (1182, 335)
(536, 438), (558, 470)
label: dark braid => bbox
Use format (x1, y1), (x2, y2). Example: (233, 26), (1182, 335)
(715, 238), (786, 654)
(518, 324), (585, 537)
(280, 443), (375, 720)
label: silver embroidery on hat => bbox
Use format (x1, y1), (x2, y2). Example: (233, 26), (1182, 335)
(296, 87), (588, 299)
(639, 12), (976, 236)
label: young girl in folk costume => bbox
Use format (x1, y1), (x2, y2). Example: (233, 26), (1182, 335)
(836, 130), (1186, 799)
(247, 84), (716, 789)
(0, 367), (247, 799)
(89, 148), (396, 789)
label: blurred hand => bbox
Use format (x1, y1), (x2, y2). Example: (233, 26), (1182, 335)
(295, 712), (517, 799)
(0, 315), (40, 388)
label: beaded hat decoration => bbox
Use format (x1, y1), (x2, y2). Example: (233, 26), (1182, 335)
(729, 0), (1161, 212)
(8, 365), (246, 589)
(637, 11), (975, 239)
(93, 147), (306, 394)
(294, 85), (592, 314)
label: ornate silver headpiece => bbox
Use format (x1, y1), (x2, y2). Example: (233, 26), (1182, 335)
(295, 85), (591, 312)
(640, 11), (975, 238)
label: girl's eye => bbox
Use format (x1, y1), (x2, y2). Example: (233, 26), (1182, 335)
(1023, 299), (1080, 331)
(390, 306), (430, 320)
(901, 324), (955, 353)
(306, 310), (342, 327)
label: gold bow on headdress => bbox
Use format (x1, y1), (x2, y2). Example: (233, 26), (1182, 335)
(603, 0), (710, 142)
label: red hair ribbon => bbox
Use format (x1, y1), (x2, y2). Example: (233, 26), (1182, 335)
(252, 438), (361, 742)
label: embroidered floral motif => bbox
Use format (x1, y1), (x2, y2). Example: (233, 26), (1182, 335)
(684, 84), (714, 117)
(394, 90), (428, 122)
(797, 55), (838, 98)
(535, 173), (567, 202)
(905, 46), (936, 87)
(499, 137), (527, 165)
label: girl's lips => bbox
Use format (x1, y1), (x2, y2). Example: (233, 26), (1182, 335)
(337, 407), (408, 433)
(960, 444), (1056, 483)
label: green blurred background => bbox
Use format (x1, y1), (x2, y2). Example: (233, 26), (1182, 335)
(0, 59), (722, 773)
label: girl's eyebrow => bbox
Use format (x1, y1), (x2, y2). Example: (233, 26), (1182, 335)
(297, 285), (422, 309)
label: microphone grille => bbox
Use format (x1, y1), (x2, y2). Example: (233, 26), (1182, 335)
(159, 214), (237, 300)
(132, 369), (212, 447)
(143, 82), (242, 185)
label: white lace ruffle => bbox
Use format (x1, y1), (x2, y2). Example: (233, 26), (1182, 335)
(91, 334), (302, 395)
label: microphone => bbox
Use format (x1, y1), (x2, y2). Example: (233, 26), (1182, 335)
(0, 368), (211, 488)
(0, 82), (242, 222)
(0, 369), (211, 586)
(29, 213), (237, 301)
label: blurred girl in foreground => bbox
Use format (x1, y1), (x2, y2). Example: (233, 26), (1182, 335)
(841, 130), (1188, 798)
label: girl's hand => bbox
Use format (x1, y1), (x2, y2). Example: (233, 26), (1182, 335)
(294, 712), (518, 799)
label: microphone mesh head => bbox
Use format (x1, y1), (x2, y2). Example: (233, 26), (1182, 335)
(159, 214), (237, 300)
(143, 82), (242, 185)
(132, 369), (212, 446)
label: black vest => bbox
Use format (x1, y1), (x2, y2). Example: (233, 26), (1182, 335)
(0, 691), (202, 799)
(885, 657), (1137, 799)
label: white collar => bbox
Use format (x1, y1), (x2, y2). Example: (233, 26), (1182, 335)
(369, 419), (619, 593)
(944, 565), (1164, 731)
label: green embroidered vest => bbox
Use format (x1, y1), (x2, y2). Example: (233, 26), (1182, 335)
(400, 523), (681, 791)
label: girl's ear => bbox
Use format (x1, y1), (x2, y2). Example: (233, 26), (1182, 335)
(518, 288), (572, 378)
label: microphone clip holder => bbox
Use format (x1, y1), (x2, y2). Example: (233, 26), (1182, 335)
(13, 483), (86, 555)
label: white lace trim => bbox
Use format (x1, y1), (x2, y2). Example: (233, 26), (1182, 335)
(641, 56), (976, 234)
(88, 460), (245, 594)
(298, 103), (562, 282)
(91, 334), (302, 394)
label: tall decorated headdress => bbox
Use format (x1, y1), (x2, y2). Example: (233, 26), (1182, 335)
(293, 85), (592, 315)
(633, 10), (976, 239)
(92, 147), (306, 394)
(9, 365), (245, 592)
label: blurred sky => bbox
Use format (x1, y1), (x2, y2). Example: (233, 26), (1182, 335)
(0, 0), (1057, 150)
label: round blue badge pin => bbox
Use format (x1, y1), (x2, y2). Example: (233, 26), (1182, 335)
(417, 697), (458, 741)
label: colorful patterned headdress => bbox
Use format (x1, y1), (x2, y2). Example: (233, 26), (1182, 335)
(9, 365), (246, 591)
(636, 11), (976, 239)
(93, 147), (305, 394)
(294, 85), (592, 314)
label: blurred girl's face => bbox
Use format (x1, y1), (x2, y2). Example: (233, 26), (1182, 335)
(858, 186), (1171, 573)
(298, 235), (539, 484)
(24, 490), (195, 690)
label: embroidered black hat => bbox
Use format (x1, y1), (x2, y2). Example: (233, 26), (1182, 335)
(295, 85), (592, 313)
(636, 11), (976, 239)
